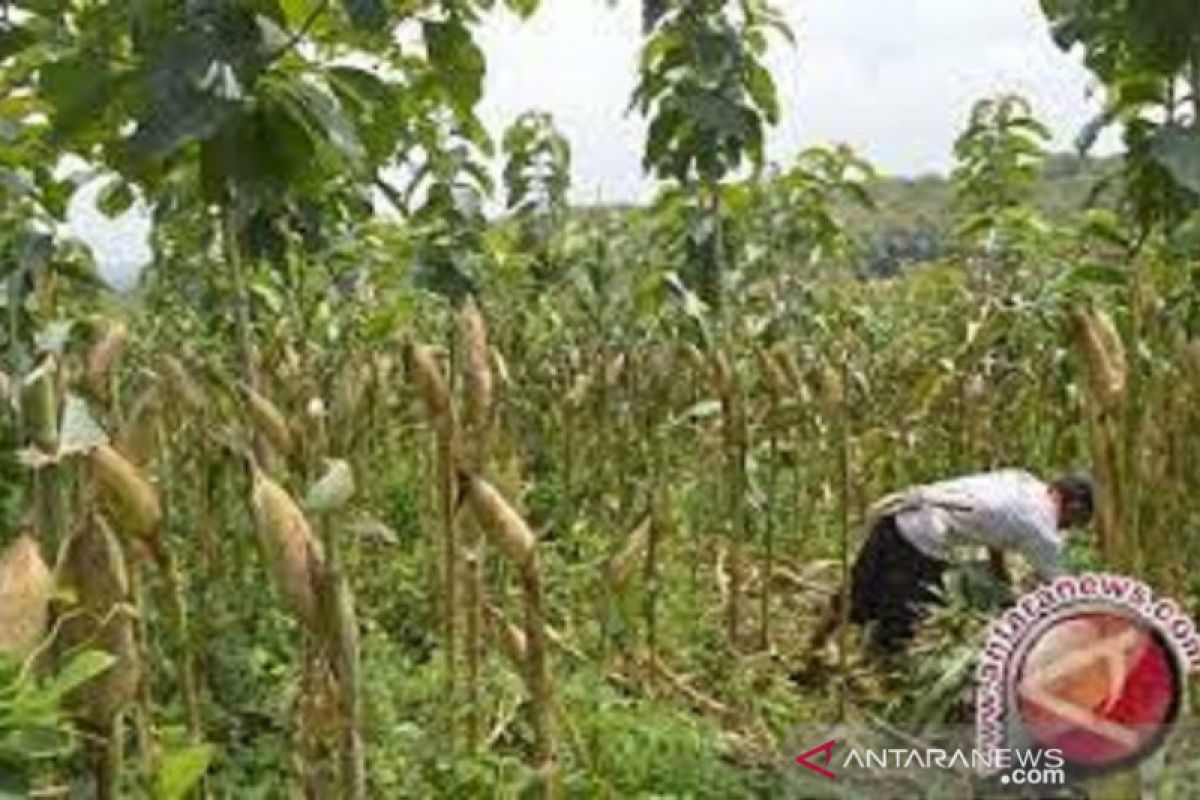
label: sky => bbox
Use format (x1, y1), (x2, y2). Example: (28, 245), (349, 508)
(477, 0), (1115, 203)
(77, 0), (1115, 285)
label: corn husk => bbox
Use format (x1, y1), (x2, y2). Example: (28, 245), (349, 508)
(55, 514), (140, 728)
(278, 344), (303, 384)
(90, 444), (162, 542)
(241, 384), (293, 456)
(756, 348), (790, 400)
(115, 384), (162, 468)
(605, 515), (651, 593)
(460, 298), (493, 425)
(769, 344), (803, 393)
(0, 534), (53, 660)
(461, 475), (535, 572)
(20, 356), (58, 453)
(85, 321), (128, 392)
(410, 345), (452, 423)
(1070, 306), (1127, 411)
(814, 363), (844, 412)
(709, 350), (735, 400)
(251, 469), (324, 630)
(489, 346), (511, 391)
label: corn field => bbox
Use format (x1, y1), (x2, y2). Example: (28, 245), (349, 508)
(1, 1), (1199, 798)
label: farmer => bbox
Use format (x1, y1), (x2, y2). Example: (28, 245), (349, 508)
(807, 469), (1094, 656)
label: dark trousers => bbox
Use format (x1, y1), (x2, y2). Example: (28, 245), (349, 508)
(809, 514), (948, 654)
(851, 514), (948, 649)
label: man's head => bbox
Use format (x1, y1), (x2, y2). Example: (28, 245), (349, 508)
(1050, 473), (1094, 530)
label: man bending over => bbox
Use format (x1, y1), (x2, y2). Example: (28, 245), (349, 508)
(808, 469), (1094, 656)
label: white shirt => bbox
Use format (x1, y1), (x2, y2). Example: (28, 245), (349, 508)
(871, 469), (1064, 579)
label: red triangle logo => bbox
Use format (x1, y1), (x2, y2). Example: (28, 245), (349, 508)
(796, 739), (837, 780)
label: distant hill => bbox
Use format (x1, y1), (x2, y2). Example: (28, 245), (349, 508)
(848, 152), (1122, 277)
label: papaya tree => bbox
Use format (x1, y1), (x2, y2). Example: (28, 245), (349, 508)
(951, 94), (1052, 285)
(631, 0), (791, 311)
(502, 111), (572, 286)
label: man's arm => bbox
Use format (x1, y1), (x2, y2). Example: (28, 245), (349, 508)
(1016, 525), (1065, 582)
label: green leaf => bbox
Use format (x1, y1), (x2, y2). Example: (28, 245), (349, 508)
(346, 516), (399, 545)
(1040, 262), (1127, 303)
(1063, 262), (1127, 286)
(305, 459), (355, 513)
(1080, 209), (1130, 248)
(154, 743), (215, 800)
(129, 26), (253, 159)
(423, 18), (486, 117)
(342, 0), (388, 31)
(675, 399), (722, 425)
(1150, 125), (1200, 195)
(58, 394), (109, 457)
(290, 75), (366, 166)
(42, 650), (116, 703)
(40, 54), (121, 145)
(744, 61), (779, 125)
(504, 0), (540, 19)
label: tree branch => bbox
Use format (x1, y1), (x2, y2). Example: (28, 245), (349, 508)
(267, 0), (331, 65)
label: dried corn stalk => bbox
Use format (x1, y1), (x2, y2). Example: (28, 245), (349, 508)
(157, 355), (206, 412)
(1184, 340), (1200, 386)
(462, 480), (555, 780)
(487, 605), (528, 667)
(409, 345), (453, 429)
(756, 349), (790, 400)
(816, 363), (844, 413)
(1070, 306), (1127, 411)
(603, 351), (627, 388)
(605, 515), (651, 593)
(0, 534), (53, 660)
(708, 350), (735, 401)
(489, 347), (511, 392)
(55, 515), (140, 728)
(678, 343), (706, 377)
(251, 470), (325, 630)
